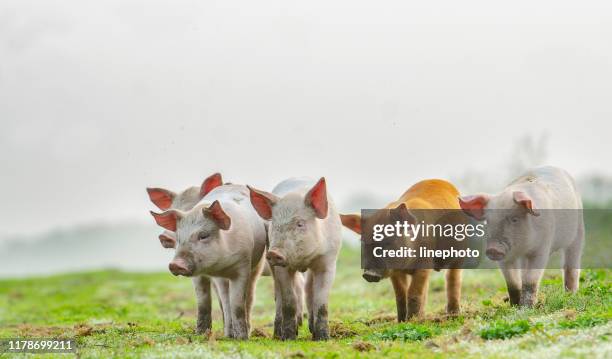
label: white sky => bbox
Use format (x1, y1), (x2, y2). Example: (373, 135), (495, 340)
(1, 0), (611, 237)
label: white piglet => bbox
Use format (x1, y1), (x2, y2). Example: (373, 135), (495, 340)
(459, 166), (584, 307)
(248, 177), (342, 340)
(151, 184), (267, 339)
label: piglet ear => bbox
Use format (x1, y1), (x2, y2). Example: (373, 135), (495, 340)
(203, 200), (231, 230)
(305, 177), (328, 219)
(513, 191), (540, 216)
(458, 194), (489, 220)
(200, 172), (223, 197)
(391, 203), (417, 224)
(150, 210), (182, 231)
(159, 230), (177, 248)
(247, 185), (278, 220)
(340, 214), (362, 234)
(146, 188), (176, 210)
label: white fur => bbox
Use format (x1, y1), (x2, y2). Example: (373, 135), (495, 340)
(173, 184), (267, 339)
(478, 166), (584, 306)
(266, 177), (342, 340)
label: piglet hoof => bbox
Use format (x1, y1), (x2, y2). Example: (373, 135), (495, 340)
(280, 332), (297, 341)
(273, 313), (283, 338)
(508, 289), (521, 306)
(195, 326), (211, 335)
(406, 311), (423, 321)
(519, 287), (538, 307)
(518, 295), (537, 307)
(231, 330), (249, 340)
(280, 324), (298, 340)
(519, 300), (536, 308)
(312, 330), (329, 341)
(446, 304), (460, 315)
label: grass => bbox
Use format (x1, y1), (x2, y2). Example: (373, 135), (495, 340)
(479, 320), (536, 340)
(0, 246), (610, 358)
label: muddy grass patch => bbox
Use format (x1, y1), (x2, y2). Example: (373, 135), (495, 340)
(17, 324), (67, 337)
(352, 340), (374, 352)
(251, 327), (270, 338)
(362, 314), (396, 326)
(370, 323), (438, 342)
(75, 323), (94, 337)
(329, 320), (358, 338)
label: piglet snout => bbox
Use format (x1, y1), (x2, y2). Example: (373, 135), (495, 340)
(266, 249), (287, 267)
(362, 271), (382, 283)
(169, 259), (192, 276)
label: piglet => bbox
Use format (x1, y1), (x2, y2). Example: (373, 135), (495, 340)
(459, 166), (584, 307)
(340, 179), (464, 321)
(151, 184), (267, 339)
(248, 177), (342, 340)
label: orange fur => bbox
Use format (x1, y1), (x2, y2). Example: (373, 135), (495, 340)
(387, 179), (461, 210)
(386, 179), (463, 320)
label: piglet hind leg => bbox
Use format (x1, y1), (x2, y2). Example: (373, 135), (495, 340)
(246, 260), (264, 335)
(563, 224), (584, 293)
(213, 278), (232, 338)
(192, 276), (212, 334)
(306, 270), (315, 335)
(294, 272), (306, 327)
(445, 269), (462, 314)
(311, 266), (336, 341)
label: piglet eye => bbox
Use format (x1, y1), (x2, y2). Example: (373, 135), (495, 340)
(510, 216), (519, 224)
(198, 232), (209, 241)
(296, 220), (306, 228)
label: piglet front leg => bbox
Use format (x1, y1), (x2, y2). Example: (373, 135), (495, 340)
(406, 269), (430, 319)
(520, 254), (547, 307)
(272, 269), (284, 339)
(192, 276), (212, 334)
(500, 259), (522, 306)
(310, 266), (336, 341)
(274, 266), (298, 340)
(229, 272), (251, 339)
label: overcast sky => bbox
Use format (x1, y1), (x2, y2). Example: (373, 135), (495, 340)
(1, 0), (611, 237)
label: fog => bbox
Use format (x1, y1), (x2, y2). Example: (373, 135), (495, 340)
(1, 0), (611, 239)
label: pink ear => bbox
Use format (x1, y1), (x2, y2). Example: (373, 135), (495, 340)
(200, 173), (223, 197)
(150, 210), (181, 231)
(159, 231), (177, 248)
(305, 177), (328, 219)
(146, 188), (175, 210)
(340, 214), (361, 234)
(513, 191), (540, 216)
(247, 185), (277, 220)
(203, 200), (231, 230)
(458, 194), (489, 220)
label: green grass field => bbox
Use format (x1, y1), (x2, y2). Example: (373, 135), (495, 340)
(0, 246), (610, 358)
